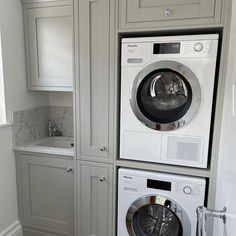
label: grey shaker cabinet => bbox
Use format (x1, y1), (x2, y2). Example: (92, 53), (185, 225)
(77, 0), (114, 162)
(22, 2), (73, 91)
(119, 0), (223, 29)
(16, 152), (74, 234)
(77, 161), (113, 236)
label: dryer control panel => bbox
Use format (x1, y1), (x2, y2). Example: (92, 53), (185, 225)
(122, 34), (219, 67)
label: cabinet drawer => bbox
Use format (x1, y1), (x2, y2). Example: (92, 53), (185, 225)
(119, 0), (222, 29)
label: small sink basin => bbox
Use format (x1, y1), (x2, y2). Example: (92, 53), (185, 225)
(36, 138), (74, 149)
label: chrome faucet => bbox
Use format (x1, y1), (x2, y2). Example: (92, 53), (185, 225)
(48, 120), (62, 137)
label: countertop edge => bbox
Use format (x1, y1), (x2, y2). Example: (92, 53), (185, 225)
(14, 146), (74, 157)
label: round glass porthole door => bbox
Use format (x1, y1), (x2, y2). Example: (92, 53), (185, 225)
(130, 60), (201, 131)
(126, 195), (191, 236)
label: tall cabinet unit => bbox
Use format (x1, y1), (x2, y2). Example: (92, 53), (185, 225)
(115, 0), (230, 235)
(75, 0), (115, 234)
(77, 0), (115, 163)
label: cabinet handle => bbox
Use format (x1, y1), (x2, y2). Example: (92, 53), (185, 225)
(99, 146), (106, 151)
(66, 167), (73, 172)
(164, 8), (172, 17)
(99, 176), (106, 182)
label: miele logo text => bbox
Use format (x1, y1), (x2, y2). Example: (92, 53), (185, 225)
(123, 176), (133, 179)
(127, 45), (138, 47)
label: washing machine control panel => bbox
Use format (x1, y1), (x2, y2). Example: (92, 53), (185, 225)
(174, 182), (202, 196)
(120, 174), (204, 198)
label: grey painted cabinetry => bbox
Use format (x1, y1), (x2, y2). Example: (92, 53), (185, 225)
(77, 0), (115, 162)
(22, 0), (73, 91)
(77, 161), (113, 236)
(75, 0), (115, 233)
(16, 152), (74, 235)
(119, 0), (223, 29)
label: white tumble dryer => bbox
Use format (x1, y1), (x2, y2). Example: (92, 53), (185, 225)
(117, 168), (206, 236)
(120, 34), (219, 168)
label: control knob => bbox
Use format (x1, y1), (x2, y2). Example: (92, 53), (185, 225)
(183, 185), (192, 194)
(194, 42), (203, 52)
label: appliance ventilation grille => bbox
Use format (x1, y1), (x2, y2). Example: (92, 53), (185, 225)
(167, 136), (203, 162)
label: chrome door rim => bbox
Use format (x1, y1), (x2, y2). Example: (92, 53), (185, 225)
(126, 194), (191, 236)
(130, 60), (201, 131)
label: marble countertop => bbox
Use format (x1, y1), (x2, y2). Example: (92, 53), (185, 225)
(14, 137), (74, 157)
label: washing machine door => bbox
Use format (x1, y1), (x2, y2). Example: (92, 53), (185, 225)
(130, 60), (201, 131)
(126, 195), (191, 236)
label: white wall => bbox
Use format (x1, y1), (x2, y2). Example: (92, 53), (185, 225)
(49, 92), (73, 107)
(0, 0), (49, 234)
(0, 1), (48, 114)
(214, 1), (236, 235)
(0, 126), (21, 236)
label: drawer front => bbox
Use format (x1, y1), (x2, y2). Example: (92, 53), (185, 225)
(119, 0), (221, 28)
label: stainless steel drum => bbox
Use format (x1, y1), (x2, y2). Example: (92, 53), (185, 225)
(130, 60), (201, 131)
(126, 195), (191, 236)
(132, 204), (182, 236)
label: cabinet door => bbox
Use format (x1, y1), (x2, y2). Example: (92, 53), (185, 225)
(19, 154), (74, 232)
(119, 0), (222, 28)
(78, 0), (111, 161)
(26, 5), (73, 91)
(78, 162), (113, 236)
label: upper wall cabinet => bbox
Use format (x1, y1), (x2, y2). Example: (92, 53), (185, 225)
(119, 0), (222, 29)
(22, 1), (73, 91)
(77, 0), (115, 162)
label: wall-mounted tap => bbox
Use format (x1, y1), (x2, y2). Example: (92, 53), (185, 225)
(48, 120), (63, 137)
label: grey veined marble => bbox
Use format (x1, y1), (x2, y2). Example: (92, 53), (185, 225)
(13, 106), (73, 146)
(50, 106), (73, 137)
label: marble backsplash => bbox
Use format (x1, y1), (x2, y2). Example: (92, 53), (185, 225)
(13, 106), (73, 146)
(50, 106), (73, 137)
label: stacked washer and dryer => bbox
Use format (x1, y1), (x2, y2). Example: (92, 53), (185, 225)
(118, 34), (219, 236)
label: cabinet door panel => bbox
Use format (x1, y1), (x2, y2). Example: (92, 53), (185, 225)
(79, 0), (110, 160)
(27, 5), (73, 90)
(126, 0), (215, 22)
(119, 0), (222, 28)
(79, 162), (113, 236)
(20, 155), (74, 232)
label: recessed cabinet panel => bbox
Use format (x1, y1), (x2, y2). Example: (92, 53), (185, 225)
(79, 162), (113, 236)
(79, 0), (110, 160)
(26, 5), (73, 90)
(19, 154), (74, 232)
(119, 0), (222, 28)
(36, 17), (72, 79)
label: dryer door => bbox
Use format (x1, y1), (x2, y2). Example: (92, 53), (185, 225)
(130, 60), (201, 131)
(126, 195), (191, 236)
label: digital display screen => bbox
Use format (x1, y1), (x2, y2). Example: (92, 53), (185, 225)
(147, 179), (172, 191)
(153, 43), (181, 54)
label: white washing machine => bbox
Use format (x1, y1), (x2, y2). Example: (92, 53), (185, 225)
(117, 168), (206, 236)
(120, 34), (219, 168)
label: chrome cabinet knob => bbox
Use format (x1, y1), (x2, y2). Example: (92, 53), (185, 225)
(66, 167), (73, 172)
(164, 8), (172, 17)
(99, 146), (106, 151)
(99, 176), (106, 182)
